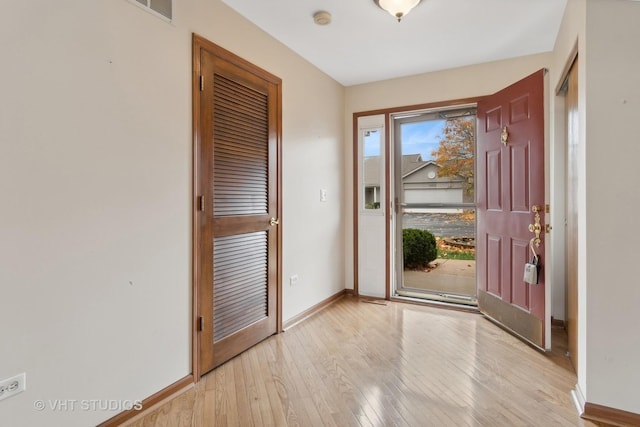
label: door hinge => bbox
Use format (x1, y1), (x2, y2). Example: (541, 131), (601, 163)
(200, 75), (204, 91)
(198, 195), (205, 212)
(198, 316), (204, 331)
(545, 204), (551, 214)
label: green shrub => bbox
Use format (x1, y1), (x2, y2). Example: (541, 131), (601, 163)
(402, 228), (437, 269)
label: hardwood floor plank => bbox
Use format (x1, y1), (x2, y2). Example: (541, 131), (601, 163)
(124, 296), (600, 427)
(238, 352), (265, 427)
(197, 387), (214, 427)
(256, 344), (289, 427)
(290, 324), (363, 427)
(285, 335), (340, 426)
(231, 357), (253, 426)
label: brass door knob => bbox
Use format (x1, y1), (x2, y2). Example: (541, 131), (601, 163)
(528, 205), (542, 247)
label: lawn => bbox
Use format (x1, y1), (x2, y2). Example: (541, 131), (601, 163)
(436, 237), (475, 260)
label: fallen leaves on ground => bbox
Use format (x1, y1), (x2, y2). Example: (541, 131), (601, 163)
(436, 237), (475, 260)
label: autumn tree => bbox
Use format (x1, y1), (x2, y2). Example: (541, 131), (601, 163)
(431, 117), (475, 197)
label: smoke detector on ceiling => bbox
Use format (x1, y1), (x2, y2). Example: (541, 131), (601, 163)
(313, 11), (332, 26)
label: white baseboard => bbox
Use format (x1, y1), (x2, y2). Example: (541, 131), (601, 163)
(571, 383), (586, 415)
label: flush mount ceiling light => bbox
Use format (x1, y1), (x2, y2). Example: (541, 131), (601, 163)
(374, 0), (422, 22)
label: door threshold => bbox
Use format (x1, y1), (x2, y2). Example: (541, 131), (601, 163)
(395, 288), (478, 307)
(392, 293), (480, 313)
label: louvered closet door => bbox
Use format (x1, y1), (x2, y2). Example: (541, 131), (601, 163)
(196, 40), (281, 374)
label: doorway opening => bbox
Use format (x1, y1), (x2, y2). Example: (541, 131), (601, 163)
(392, 106), (477, 306)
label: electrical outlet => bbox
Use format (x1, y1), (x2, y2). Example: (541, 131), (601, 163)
(0, 373), (26, 402)
(289, 274), (299, 286)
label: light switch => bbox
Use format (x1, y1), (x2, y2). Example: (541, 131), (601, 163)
(320, 189), (327, 202)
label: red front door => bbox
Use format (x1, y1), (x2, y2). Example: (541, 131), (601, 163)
(477, 69), (547, 349)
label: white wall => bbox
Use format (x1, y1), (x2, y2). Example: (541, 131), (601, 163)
(582, 0), (640, 414)
(0, 1), (344, 425)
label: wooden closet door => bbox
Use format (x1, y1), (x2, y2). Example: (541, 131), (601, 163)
(194, 36), (281, 374)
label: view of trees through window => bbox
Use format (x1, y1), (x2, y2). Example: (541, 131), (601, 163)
(431, 117), (475, 198)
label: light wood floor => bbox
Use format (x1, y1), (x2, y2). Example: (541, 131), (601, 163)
(125, 296), (600, 426)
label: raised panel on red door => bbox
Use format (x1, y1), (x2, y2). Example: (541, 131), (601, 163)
(477, 69), (546, 349)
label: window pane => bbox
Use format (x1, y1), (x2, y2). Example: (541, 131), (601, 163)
(150, 0), (172, 19)
(363, 129), (382, 210)
(400, 115), (475, 206)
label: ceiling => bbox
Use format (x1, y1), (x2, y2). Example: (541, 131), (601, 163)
(222, 0), (568, 87)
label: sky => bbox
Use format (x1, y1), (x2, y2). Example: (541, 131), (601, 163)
(363, 119), (446, 160)
(400, 120), (445, 160)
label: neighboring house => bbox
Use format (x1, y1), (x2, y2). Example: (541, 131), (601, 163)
(363, 156), (383, 208)
(364, 154), (467, 212)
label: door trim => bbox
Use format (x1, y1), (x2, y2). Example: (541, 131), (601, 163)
(353, 97), (482, 298)
(391, 106), (477, 304)
(561, 54), (579, 372)
(191, 33), (282, 381)
(555, 39), (579, 95)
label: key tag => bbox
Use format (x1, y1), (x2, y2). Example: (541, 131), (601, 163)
(524, 255), (541, 285)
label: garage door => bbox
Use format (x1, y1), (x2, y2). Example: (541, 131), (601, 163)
(405, 188), (462, 205)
